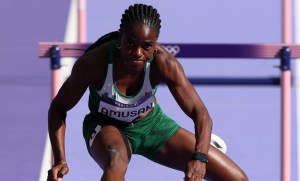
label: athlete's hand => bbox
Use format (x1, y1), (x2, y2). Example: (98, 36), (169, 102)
(47, 162), (69, 181)
(184, 160), (206, 181)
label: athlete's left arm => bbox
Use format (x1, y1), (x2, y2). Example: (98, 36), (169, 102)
(154, 47), (212, 178)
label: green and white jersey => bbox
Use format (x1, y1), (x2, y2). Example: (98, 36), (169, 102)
(88, 40), (158, 122)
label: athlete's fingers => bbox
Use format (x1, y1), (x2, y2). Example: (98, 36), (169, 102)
(194, 175), (202, 181)
(184, 175), (202, 181)
(47, 163), (69, 181)
(47, 169), (58, 181)
(58, 165), (69, 178)
(185, 169), (193, 179)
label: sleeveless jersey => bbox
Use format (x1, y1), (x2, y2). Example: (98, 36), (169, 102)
(88, 40), (158, 122)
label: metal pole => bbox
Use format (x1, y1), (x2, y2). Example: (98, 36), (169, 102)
(50, 45), (62, 99)
(281, 0), (292, 180)
(293, 0), (300, 180)
(280, 47), (292, 181)
(78, 0), (87, 43)
(282, 0), (292, 43)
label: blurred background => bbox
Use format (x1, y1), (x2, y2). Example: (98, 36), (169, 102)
(0, 0), (299, 180)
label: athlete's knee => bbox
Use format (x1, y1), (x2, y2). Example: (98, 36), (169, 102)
(105, 147), (128, 173)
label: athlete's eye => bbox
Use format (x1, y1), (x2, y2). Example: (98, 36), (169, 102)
(144, 43), (153, 50)
(127, 41), (134, 47)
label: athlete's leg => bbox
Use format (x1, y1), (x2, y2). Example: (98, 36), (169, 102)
(89, 125), (132, 181)
(152, 128), (248, 181)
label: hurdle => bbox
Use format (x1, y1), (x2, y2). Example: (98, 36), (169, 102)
(38, 42), (300, 181)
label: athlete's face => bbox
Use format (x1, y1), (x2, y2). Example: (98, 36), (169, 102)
(119, 23), (158, 69)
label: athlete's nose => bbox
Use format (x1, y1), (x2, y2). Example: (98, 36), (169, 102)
(133, 47), (142, 58)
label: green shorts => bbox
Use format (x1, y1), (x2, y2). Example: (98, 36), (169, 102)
(82, 104), (180, 160)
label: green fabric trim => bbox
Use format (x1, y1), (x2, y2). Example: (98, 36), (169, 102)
(147, 55), (154, 63)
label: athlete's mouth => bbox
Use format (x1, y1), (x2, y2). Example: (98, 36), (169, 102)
(132, 59), (144, 63)
(128, 58), (144, 63)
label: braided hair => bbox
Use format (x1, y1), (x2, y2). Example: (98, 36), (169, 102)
(86, 4), (161, 52)
(120, 4), (161, 34)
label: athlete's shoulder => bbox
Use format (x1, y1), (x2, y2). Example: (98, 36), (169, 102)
(151, 43), (183, 84)
(70, 41), (111, 86)
(153, 43), (180, 70)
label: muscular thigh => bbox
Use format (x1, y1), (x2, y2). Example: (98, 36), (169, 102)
(151, 128), (195, 170)
(89, 125), (132, 169)
(152, 128), (246, 180)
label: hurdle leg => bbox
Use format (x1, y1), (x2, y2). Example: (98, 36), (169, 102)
(280, 47), (291, 181)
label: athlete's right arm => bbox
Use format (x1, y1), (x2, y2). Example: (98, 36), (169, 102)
(47, 46), (106, 180)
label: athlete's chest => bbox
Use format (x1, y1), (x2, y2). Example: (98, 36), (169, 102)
(114, 72), (144, 96)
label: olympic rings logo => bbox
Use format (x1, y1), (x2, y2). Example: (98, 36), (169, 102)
(162, 45), (181, 56)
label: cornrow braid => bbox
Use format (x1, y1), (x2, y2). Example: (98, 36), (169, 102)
(120, 4), (161, 35)
(85, 4), (161, 53)
(85, 31), (119, 52)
